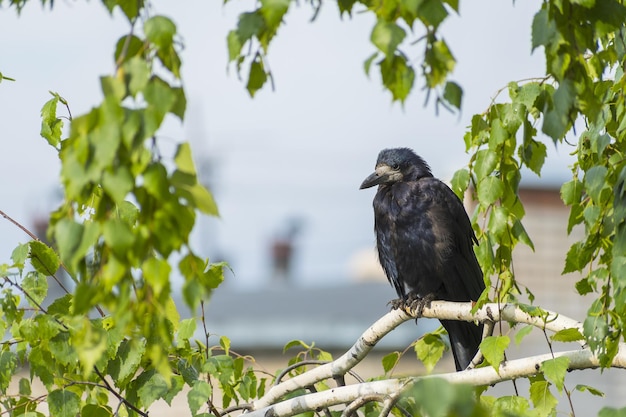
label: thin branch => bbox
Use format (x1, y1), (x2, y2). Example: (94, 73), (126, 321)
(341, 394), (387, 417)
(380, 392), (410, 417)
(93, 367), (148, 417)
(275, 360), (364, 386)
(246, 346), (626, 417)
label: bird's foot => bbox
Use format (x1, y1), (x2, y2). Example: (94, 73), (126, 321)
(406, 293), (435, 317)
(389, 293), (435, 317)
(388, 298), (405, 310)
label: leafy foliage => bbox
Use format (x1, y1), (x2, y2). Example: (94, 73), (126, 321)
(227, 0), (462, 107)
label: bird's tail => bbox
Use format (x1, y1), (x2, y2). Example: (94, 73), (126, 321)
(440, 319), (483, 371)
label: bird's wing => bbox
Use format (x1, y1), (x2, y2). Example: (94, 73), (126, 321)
(419, 178), (485, 302)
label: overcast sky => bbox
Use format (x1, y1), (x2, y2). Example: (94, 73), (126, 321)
(0, 0), (575, 289)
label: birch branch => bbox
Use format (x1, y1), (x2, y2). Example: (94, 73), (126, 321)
(247, 345), (626, 417)
(251, 301), (585, 410)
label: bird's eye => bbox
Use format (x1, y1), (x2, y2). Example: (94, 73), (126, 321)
(392, 163), (400, 170)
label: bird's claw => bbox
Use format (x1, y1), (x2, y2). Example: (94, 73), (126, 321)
(388, 298), (405, 310)
(389, 293), (434, 317)
(407, 293), (435, 317)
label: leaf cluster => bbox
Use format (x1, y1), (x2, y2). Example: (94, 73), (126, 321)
(227, 0), (462, 108)
(0, 1), (236, 416)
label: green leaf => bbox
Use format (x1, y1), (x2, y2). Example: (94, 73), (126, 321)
(246, 58), (268, 97)
(109, 339), (146, 385)
(584, 165), (609, 203)
(220, 335), (231, 355)
(363, 52), (379, 77)
(144, 15), (177, 49)
(137, 370), (170, 408)
(338, 0), (358, 15)
(531, 8), (557, 50)
(529, 379), (558, 416)
(144, 76), (177, 121)
(477, 176), (504, 206)
(143, 163), (170, 200)
(186, 183), (219, 215)
(115, 34), (145, 64)
(260, 0), (290, 28)
(18, 377), (31, 396)
(227, 30), (242, 62)
(493, 395), (532, 415)
(103, 219), (136, 260)
(574, 384), (604, 397)
(418, 0), (449, 27)
(22, 271), (48, 307)
(542, 80), (575, 141)
(563, 241), (590, 273)
(171, 86), (187, 120)
(283, 339), (310, 353)
(48, 389), (80, 417)
(379, 54), (415, 102)
(0, 351), (17, 393)
(611, 256), (626, 289)
(424, 39), (455, 87)
(409, 378), (477, 417)
(516, 82), (542, 108)
(72, 319), (108, 378)
(381, 351), (400, 373)
(11, 243), (29, 269)
(479, 335), (510, 371)
(188, 380), (212, 416)
(100, 75), (126, 100)
(473, 149), (498, 179)
(560, 179), (583, 205)
(514, 325), (534, 345)
(40, 94), (63, 148)
(177, 318), (197, 344)
(142, 257), (171, 297)
(599, 406), (626, 417)
(415, 333), (446, 373)
(175, 142), (197, 175)
(551, 327), (584, 342)
(237, 11), (265, 43)
(0, 72), (16, 82)
(450, 168), (469, 199)
(370, 20), (406, 58)
(48, 332), (77, 366)
(102, 166), (134, 203)
(520, 139), (547, 175)
(443, 81), (463, 110)
(80, 404), (112, 417)
(540, 356), (570, 393)
(124, 56), (151, 97)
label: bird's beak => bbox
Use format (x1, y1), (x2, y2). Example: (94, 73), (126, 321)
(360, 169), (389, 189)
(360, 172), (384, 189)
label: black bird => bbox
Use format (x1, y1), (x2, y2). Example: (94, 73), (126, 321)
(360, 148), (485, 371)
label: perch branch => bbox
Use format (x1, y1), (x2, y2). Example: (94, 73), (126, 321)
(251, 301), (587, 411)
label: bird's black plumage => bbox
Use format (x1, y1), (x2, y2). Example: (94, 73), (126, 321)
(360, 148), (485, 371)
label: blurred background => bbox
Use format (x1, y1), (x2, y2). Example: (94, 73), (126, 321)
(3, 0), (624, 414)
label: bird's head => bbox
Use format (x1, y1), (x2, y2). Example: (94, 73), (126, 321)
(359, 148), (432, 189)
